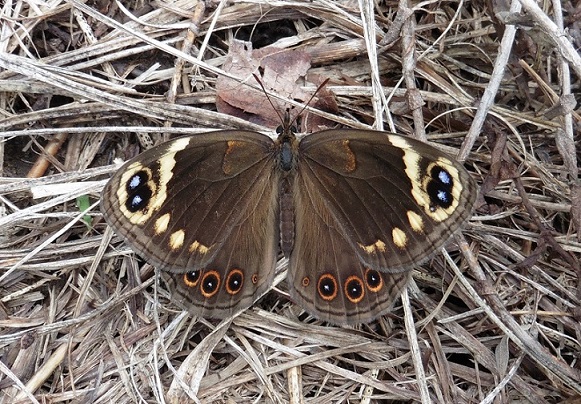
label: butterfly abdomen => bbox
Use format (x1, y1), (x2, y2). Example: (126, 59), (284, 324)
(279, 177), (295, 256)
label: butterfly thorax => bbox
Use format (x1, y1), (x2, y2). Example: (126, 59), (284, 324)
(274, 126), (299, 172)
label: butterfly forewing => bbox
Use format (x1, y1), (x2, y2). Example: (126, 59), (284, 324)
(102, 132), (275, 272)
(297, 129), (477, 272)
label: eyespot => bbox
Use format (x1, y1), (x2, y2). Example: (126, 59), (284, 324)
(225, 269), (244, 295)
(365, 269), (383, 293)
(317, 274), (338, 301)
(251, 273), (259, 284)
(344, 276), (365, 303)
(427, 165), (454, 210)
(125, 171), (152, 212)
(183, 270), (201, 287)
(200, 270), (220, 298)
(302, 276), (310, 287)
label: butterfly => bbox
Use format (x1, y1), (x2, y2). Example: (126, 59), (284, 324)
(101, 113), (476, 324)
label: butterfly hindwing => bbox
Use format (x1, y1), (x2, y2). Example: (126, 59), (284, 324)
(288, 173), (411, 324)
(164, 170), (280, 318)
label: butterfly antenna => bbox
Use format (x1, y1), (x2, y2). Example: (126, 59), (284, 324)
(252, 73), (286, 125)
(290, 78), (330, 129)
(253, 73), (330, 131)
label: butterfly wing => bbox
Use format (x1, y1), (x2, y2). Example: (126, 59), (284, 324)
(101, 132), (280, 318)
(288, 129), (476, 323)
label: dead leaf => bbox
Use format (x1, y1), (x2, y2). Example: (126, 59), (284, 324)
(217, 39), (330, 130)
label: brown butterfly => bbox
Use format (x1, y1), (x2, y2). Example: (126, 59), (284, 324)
(101, 114), (476, 324)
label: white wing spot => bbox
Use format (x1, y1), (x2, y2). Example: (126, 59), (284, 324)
(169, 229), (185, 250)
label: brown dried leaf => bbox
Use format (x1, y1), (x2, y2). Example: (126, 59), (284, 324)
(301, 84), (339, 132)
(216, 40), (312, 128)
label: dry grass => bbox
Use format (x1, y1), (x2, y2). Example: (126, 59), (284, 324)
(1, 0), (580, 403)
